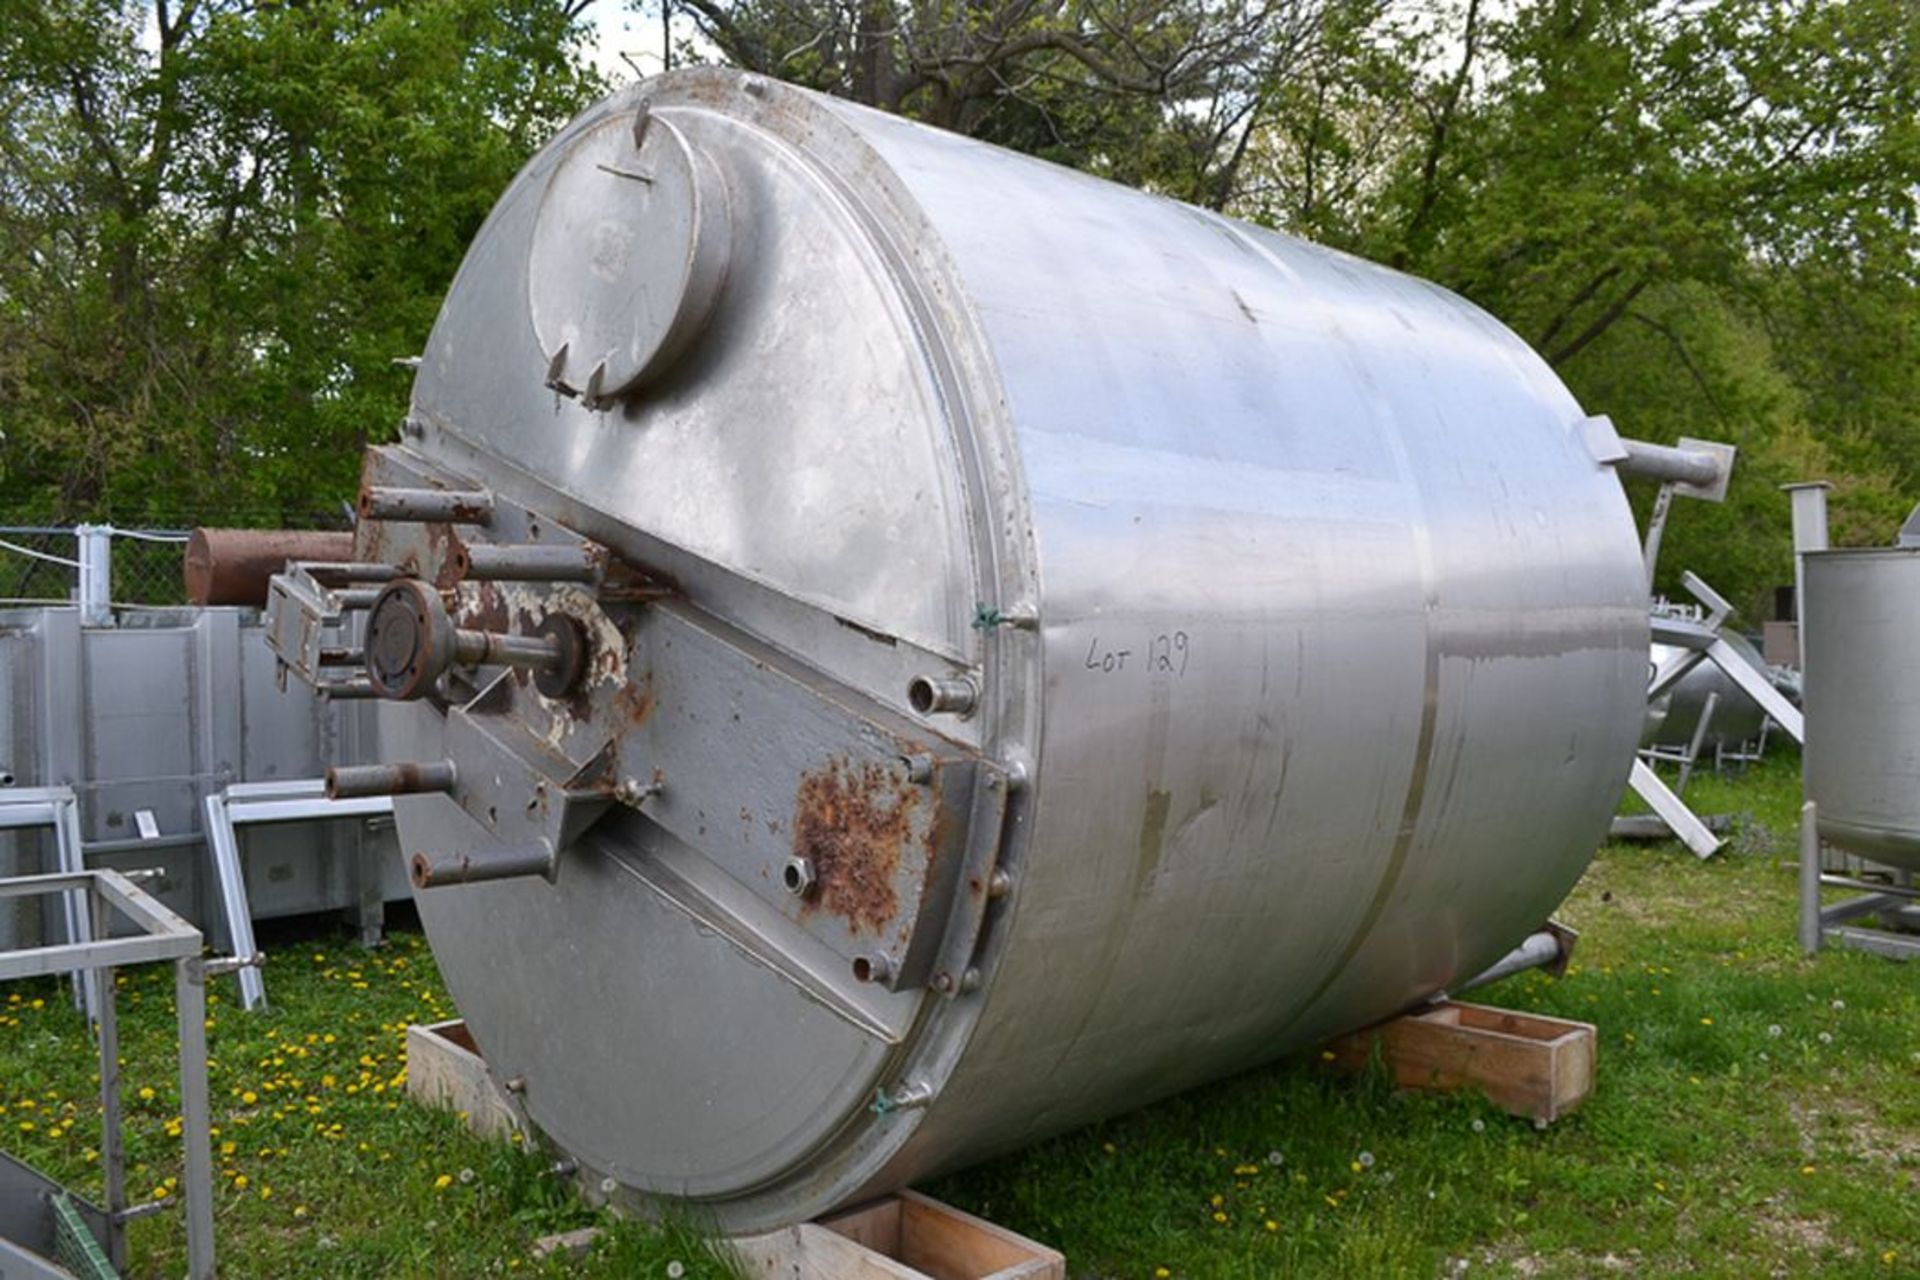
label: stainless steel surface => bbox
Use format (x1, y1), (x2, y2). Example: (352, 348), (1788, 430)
(0, 607), (405, 950)
(1803, 548), (1920, 871)
(324, 68), (1647, 1229)
(1615, 436), (1733, 499)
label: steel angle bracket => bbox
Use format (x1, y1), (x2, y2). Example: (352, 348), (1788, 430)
(263, 564), (345, 688)
(443, 676), (618, 863)
(925, 761), (1010, 999)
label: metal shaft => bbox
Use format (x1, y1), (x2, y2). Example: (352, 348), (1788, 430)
(328, 761), (458, 800)
(411, 843), (556, 889)
(457, 542), (601, 582)
(360, 485), (495, 525)
(455, 628), (565, 670)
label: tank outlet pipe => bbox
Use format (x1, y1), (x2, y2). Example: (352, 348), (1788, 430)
(907, 674), (978, 717)
(327, 761), (458, 800)
(1614, 439), (1727, 491)
(358, 485), (495, 525)
(454, 542), (602, 583)
(1453, 922), (1577, 997)
(411, 841), (555, 889)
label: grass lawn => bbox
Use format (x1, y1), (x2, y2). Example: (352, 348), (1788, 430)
(2, 751), (1915, 1277)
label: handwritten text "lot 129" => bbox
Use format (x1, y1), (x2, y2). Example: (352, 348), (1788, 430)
(1083, 631), (1190, 677)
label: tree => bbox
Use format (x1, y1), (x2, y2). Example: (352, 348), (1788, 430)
(0, 0), (606, 526)
(660, 0), (1339, 207)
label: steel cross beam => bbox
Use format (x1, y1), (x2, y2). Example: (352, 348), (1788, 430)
(202, 779), (394, 1010)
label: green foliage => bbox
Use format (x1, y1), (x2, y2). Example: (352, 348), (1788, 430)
(1249, 0), (1919, 616)
(0, 0), (605, 526)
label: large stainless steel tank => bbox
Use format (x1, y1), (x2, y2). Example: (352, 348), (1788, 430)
(300, 69), (1649, 1229)
(1803, 549), (1920, 870)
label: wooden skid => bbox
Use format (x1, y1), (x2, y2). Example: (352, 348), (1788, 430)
(405, 1022), (1065, 1278)
(734, 1192), (1064, 1280)
(1327, 1000), (1596, 1123)
(404, 1019), (525, 1140)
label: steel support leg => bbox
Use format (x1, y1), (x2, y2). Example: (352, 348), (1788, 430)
(1800, 801), (1822, 956)
(175, 957), (214, 1280)
(1628, 759), (1723, 859)
(202, 792), (266, 1010)
(92, 894), (126, 1273)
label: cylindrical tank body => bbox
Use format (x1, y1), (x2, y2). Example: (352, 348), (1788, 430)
(387, 69), (1649, 1230)
(1642, 637), (1771, 751)
(1803, 549), (1920, 870)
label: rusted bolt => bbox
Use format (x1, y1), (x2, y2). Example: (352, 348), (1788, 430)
(614, 779), (663, 806)
(959, 967), (982, 993)
(987, 868), (1014, 899)
(907, 674), (976, 717)
(901, 753), (934, 784)
(852, 953), (893, 985)
(782, 857), (816, 898)
(930, 971), (954, 994)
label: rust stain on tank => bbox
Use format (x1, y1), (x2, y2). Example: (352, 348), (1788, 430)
(614, 674), (657, 726)
(792, 757), (917, 934)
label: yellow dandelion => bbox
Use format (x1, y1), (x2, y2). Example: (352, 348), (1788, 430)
(233, 1174), (249, 1190)
(1699, 1017), (1713, 1026)
(152, 1186), (170, 1199)
(1211, 1211), (1228, 1225)
(1801, 1165), (1816, 1176)
(1155, 1270), (1171, 1279)
(434, 1173), (453, 1190)
(137, 1087), (155, 1102)
(241, 1091), (258, 1105)
(1264, 1219), (1278, 1232)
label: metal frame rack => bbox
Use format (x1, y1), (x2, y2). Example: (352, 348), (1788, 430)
(0, 868), (253, 1279)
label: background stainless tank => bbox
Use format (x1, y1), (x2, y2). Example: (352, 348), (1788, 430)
(1803, 549), (1920, 870)
(1641, 635), (1772, 752)
(347, 69), (1648, 1229)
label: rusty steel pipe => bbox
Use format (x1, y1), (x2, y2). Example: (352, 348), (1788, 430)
(411, 842), (555, 889)
(455, 542), (601, 582)
(327, 761), (458, 800)
(184, 528), (356, 606)
(359, 486), (494, 525)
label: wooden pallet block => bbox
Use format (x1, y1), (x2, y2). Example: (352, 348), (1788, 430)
(406, 1022), (1065, 1277)
(405, 1019), (525, 1141)
(734, 1192), (1064, 1280)
(1327, 1000), (1596, 1123)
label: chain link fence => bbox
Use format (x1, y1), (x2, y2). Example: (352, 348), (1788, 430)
(0, 511), (352, 611)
